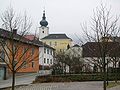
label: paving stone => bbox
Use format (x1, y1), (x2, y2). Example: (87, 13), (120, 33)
(3, 82), (120, 90)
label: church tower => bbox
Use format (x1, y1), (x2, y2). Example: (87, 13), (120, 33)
(39, 10), (49, 40)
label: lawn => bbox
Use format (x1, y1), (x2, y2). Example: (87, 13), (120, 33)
(107, 82), (120, 88)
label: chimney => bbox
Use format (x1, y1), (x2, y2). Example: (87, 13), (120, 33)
(13, 29), (17, 34)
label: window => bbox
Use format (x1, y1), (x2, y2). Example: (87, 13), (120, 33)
(23, 47), (27, 54)
(47, 48), (49, 54)
(0, 50), (5, 62)
(13, 44), (17, 53)
(55, 42), (57, 46)
(13, 60), (18, 69)
(119, 61), (120, 68)
(22, 61), (27, 68)
(44, 48), (46, 53)
(0, 38), (6, 45)
(50, 50), (52, 55)
(50, 59), (52, 64)
(31, 48), (34, 55)
(60, 49), (62, 52)
(44, 58), (46, 63)
(32, 61), (34, 68)
(47, 59), (49, 64)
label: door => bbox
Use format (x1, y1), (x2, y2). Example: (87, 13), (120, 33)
(0, 67), (4, 80)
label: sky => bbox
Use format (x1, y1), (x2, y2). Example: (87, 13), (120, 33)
(0, 0), (120, 43)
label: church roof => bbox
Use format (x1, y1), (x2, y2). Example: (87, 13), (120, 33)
(41, 34), (72, 40)
(40, 10), (48, 27)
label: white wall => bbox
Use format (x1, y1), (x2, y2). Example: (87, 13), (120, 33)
(39, 47), (54, 66)
(39, 26), (49, 40)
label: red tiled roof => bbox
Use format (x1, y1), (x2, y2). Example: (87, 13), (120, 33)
(24, 35), (38, 40)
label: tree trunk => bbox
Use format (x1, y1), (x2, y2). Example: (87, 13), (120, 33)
(106, 59), (109, 86)
(12, 71), (15, 90)
(103, 55), (106, 90)
(114, 57), (117, 83)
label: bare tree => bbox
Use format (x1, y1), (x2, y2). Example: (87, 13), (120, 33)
(0, 7), (39, 90)
(52, 52), (68, 74)
(81, 3), (120, 90)
(52, 48), (85, 75)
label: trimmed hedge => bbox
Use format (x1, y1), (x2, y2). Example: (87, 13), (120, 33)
(34, 73), (120, 83)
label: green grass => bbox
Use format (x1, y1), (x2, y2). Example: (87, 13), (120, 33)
(107, 82), (120, 88)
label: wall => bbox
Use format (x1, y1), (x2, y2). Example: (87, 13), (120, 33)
(42, 39), (72, 52)
(39, 26), (49, 40)
(9, 41), (39, 73)
(39, 47), (54, 67)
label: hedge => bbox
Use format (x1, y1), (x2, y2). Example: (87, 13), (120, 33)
(33, 73), (120, 83)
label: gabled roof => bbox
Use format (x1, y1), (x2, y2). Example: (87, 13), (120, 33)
(24, 35), (38, 41)
(24, 35), (55, 50)
(41, 34), (72, 40)
(0, 28), (40, 47)
(111, 37), (120, 43)
(82, 42), (120, 57)
(100, 36), (120, 43)
(32, 40), (55, 50)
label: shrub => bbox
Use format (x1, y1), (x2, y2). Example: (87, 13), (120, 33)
(34, 73), (120, 83)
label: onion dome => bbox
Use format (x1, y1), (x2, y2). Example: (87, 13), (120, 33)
(40, 10), (48, 27)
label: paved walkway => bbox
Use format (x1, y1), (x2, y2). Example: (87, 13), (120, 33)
(2, 82), (120, 90)
(0, 73), (37, 89)
(0, 74), (120, 90)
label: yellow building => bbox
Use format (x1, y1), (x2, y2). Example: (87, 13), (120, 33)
(39, 11), (72, 53)
(41, 34), (72, 52)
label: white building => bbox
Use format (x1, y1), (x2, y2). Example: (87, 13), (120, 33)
(39, 43), (55, 69)
(66, 44), (82, 57)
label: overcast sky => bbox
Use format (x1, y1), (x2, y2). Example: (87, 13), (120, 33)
(0, 0), (120, 42)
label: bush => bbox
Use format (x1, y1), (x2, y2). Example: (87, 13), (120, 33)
(34, 73), (120, 83)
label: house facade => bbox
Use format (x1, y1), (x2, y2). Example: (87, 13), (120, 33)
(66, 44), (82, 57)
(82, 42), (120, 72)
(41, 34), (72, 53)
(39, 45), (54, 68)
(0, 28), (40, 79)
(24, 35), (55, 72)
(13, 42), (39, 73)
(65, 44), (90, 73)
